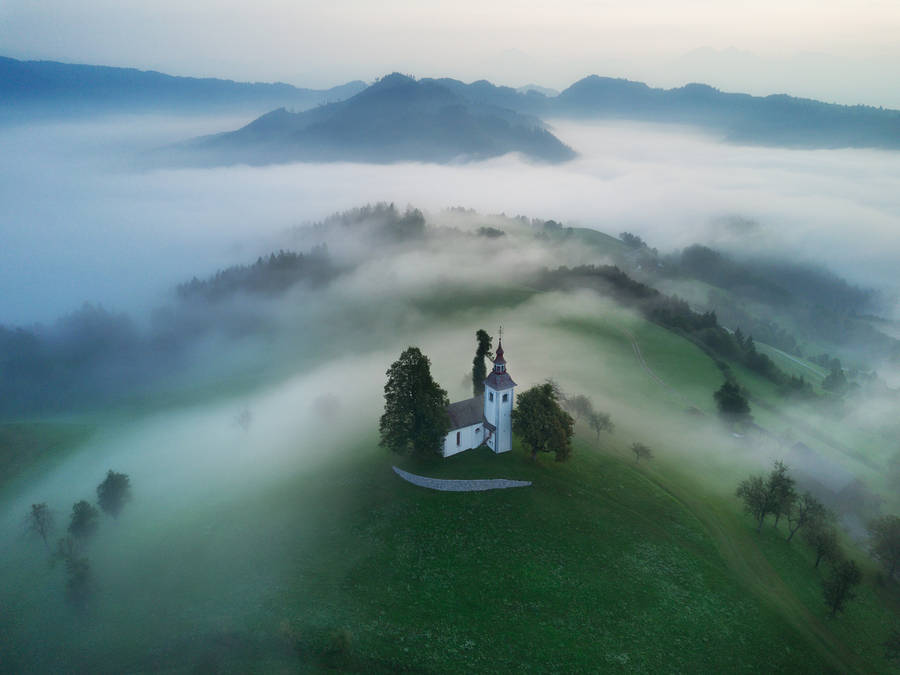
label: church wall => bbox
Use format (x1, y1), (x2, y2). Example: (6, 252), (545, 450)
(442, 423), (484, 457)
(484, 385), (514, 453)
(496, 389), (514, 452)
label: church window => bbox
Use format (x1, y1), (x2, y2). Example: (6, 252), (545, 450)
(503, 393), (509, 402)
(489, 392), (494, 402)
(456, 431), (461, 445)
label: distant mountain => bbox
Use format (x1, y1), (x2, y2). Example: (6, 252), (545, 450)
(554, 76), (900, 150)
(0, 56), (365, 121)
(183, 73), (576, 165)
(413, 74), (900, 151)
(8, 55), (899, 151)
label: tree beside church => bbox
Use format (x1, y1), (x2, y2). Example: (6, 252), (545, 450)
(379, 347), (450, 456)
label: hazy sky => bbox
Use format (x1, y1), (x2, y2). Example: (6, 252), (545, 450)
(3, 0), (900, 107)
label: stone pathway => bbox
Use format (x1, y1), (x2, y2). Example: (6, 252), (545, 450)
(392, 466), (532, 492)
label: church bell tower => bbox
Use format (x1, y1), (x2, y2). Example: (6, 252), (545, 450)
(483, 335), (516, 453)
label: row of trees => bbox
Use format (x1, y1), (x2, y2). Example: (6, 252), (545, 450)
(736, 461), (859, 616)
(27, 470), (131, 609)
(736, 461), (900, 617)
(559, 392), (614, 440)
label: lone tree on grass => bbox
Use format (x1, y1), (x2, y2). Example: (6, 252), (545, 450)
(27, 503), (54, 550)
(511, 382), (574, 462)
(97, 470), (131, 518)
(786, 492), (827, 542)
(68, 500), (99, 541)
(867, 515), (900, 580)
(631, 442), (653, 462)
(714, 381), (751, 424)
(472, 329), (493, 396)
(379, 347), (450, 456)
(822, 559), (862, 617)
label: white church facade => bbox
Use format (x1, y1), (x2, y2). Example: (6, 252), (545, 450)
(442, 340), (516, 457)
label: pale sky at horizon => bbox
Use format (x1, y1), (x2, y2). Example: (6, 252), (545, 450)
(3, 0), (900, 107)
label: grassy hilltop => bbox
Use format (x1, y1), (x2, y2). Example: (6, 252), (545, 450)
(1, 208), (898, 672)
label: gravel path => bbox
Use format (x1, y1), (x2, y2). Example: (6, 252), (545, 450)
(392, 466), (532, 492)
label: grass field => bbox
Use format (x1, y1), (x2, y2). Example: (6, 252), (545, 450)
(2, 289), (898, 673)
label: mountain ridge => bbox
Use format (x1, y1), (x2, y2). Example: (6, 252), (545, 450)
(0, 55), (366, 120)
(6, 56), (900, 150)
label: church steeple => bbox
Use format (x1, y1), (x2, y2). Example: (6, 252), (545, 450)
(493, 339), (506, 372)
(483, 331), (516, 454)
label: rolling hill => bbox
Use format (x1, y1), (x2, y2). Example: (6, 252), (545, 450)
(182, 73), (577, 165)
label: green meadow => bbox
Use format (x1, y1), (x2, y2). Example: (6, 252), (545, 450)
(2, 288), (898, 673)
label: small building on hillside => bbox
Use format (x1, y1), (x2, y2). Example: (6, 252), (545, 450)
(442, 340), (517, 457)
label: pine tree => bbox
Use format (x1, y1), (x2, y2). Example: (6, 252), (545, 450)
(472, 330), (492, 396)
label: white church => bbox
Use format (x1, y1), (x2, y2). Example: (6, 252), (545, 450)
(442, 339), (516, 457)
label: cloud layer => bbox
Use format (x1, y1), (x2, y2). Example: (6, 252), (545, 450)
(2, 115), (900, 326)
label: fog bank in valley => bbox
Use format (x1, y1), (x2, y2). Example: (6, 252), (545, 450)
(3, 115), (900, 327)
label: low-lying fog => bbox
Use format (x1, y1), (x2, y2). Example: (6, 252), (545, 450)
(2, 114), (899, 326)
(3, 110), (899, 671)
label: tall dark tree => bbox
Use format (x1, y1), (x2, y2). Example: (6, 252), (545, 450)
(97, 470), (131, 518)
(67, 500), (99, 541)
(511, 383), (574, 462)
(822, 559), (862, 617)
(867, 515), (900, 579)
(786, 492), (827, 542)
(768, 460), (796, 528)
(472, 329), (492, 396)
(379, 347), (450, 456)
(803, 520), (840, 568)
(714, 381), (751, 422)
(27, 502), (54, 550)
